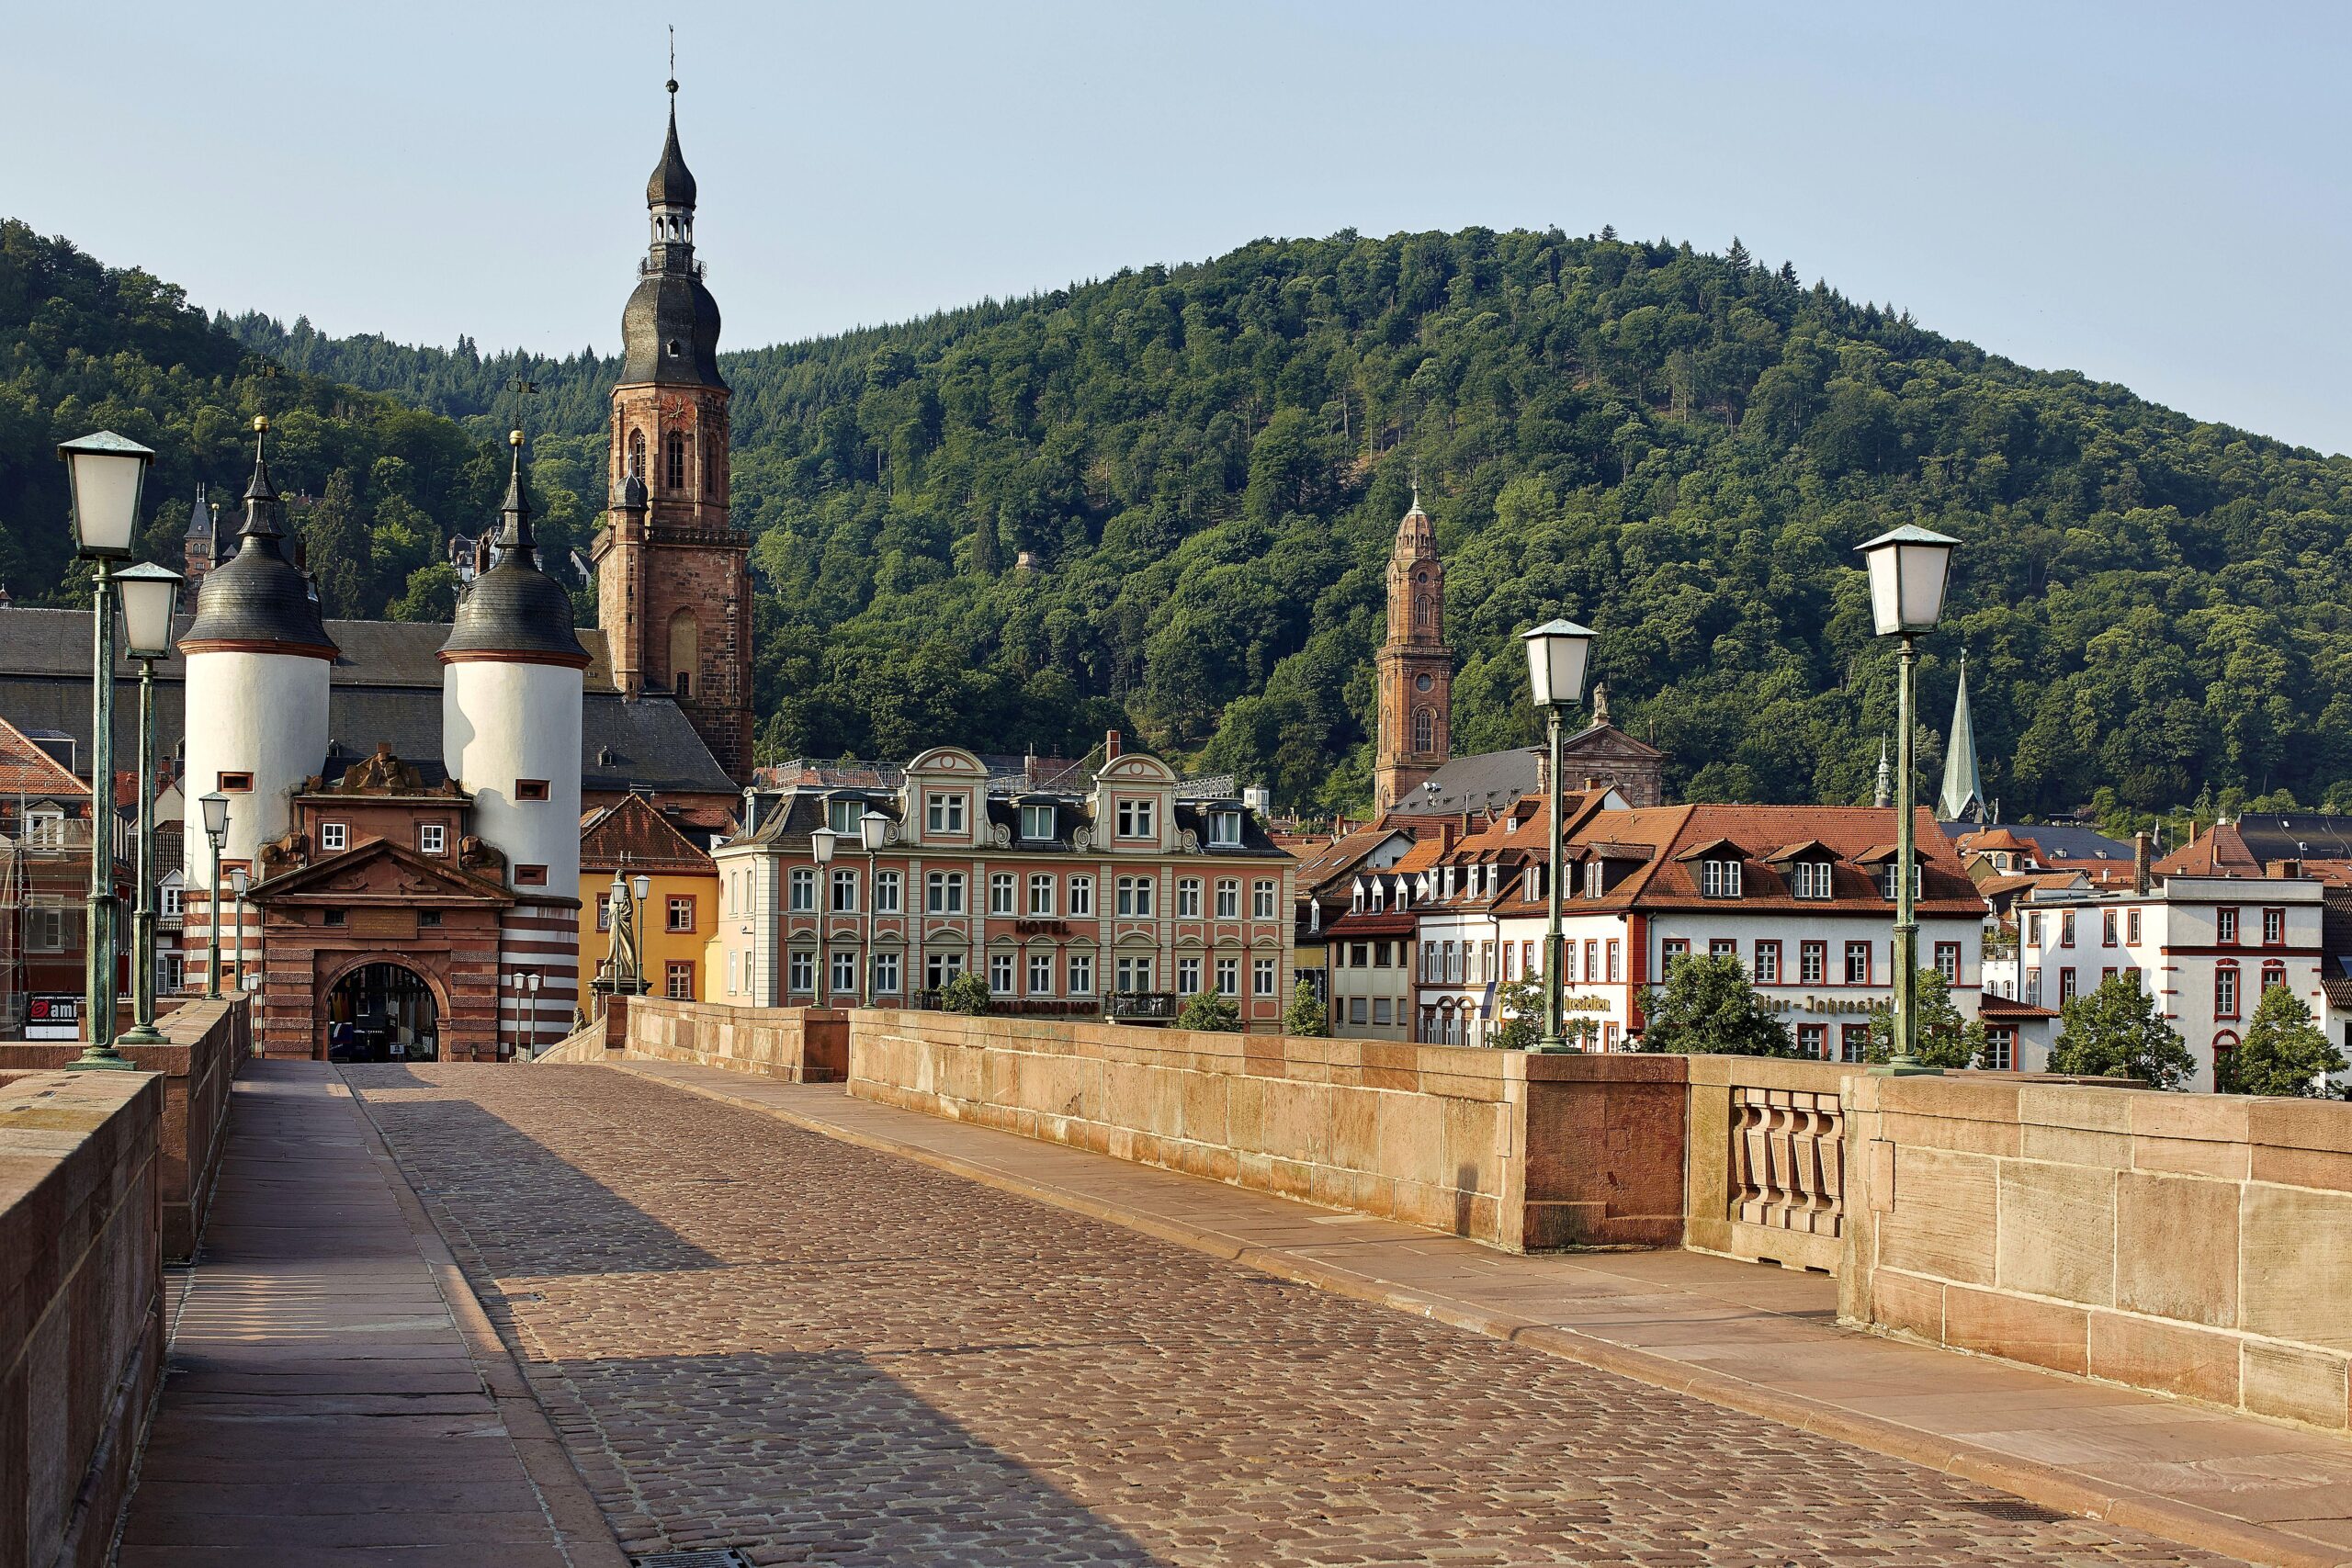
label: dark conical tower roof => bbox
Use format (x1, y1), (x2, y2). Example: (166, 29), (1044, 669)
(177, 417), (337, 659)
(647, 81), (697, 209)
(440, 433), (590, 667)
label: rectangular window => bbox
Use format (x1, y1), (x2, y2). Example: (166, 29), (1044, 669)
(1374, 941), (1393, 968)
(1839, 1024), (1870, 1064)
(1029, 952), (1055, 994)
(2060, 967), (2079, 1003)
(2060, 911), (2076, 948)
(1792, 861), (1832, 899)
(1020, 804), (1055, 841)
(989, 873), (1017, 915)
(1701, 860), (1742, 898)
(1069, 876), (1093, 917)
(1844, 942), (1871, 986)
(1372, 998), (1392, 1025)
(830, 869), (859, 913)
(1349, 942), (1370, 968)
(788, 950), (815, 994)
(728, 950), (739, 995)
(1116, 955), (1154, 993)
(876, 871), (902, 914)
(320, 822), (348, 852)
(1349, 997), (1368, 1024)
(514, 863), (547, 887)
(2215, 964), (2239, 1019)
(1800, 941), (1826, 986)
(1215, 879), (1239, 918)
(218, 771), (253, 793)
(514, 779), (549, 802)
(1984, 1029), (2014, 1071)
(990, 953), (1016, 993)
(2027, 911), (2043, 947)
(2102, 909), (2118, 947)
(1709, 938), (1738, 963)
(322, 908), (346, 927)
(1252, 880), (1276, 919)
(2264, 908), (2285, 946)
(1115, 798), (1156, 839)
(1662, 937), (1690, 968)
(1176, 878), (1202, 918)
(665, 962), (695, 1000)
(1253, 957), (1276, 997)
(1934, 942), (1960, 984)
(1754, 941), (1781, 985)
(925, 871), (967, 916)
(1797, 1023), (1826, 1059)
(418, 823), (446, 855)
(161, 883), (183, 919)
(1209, 809), (1243, 847)
(2218, 907), (2239, 944)
(419, 909), (440, 929)
(1583, 938), (1599, 983)
(1606, 940), (1622, 984)
(925, 953), (965, 989)
(1028, 874), (1057, 916)
(667, 896), (695, 932)
(2126, 908), (2142, 945)
(1215, 956), (1239, 996)
(1178, 956), (1202, 994)
(1067, 952), (1093, 996)
(2025, 965), (2042, 1006)
(828, 798), (862, 835)
(789, 868), (816, 912)
(831, 949), (858, 995)
(925, 793), (967, 834)
(874, 952), (902, 995)
(596, 895), (613, 931)
(1115, 875), (1155, 917)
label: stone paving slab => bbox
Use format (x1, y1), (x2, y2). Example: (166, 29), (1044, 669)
(113, 1062), (626, 1568)
(598, 1056), (2352, 1568)
(347, 1061), (2267, 1567)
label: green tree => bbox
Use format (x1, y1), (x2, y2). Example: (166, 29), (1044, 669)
(1176, 991), (1241, 1032)
(1491, 976), (1545, 1051)
(938, 971), (990, 1016)
(302, 468), (368, 618)
(1282, 979), (1329, 1037)
(1864, 968), (1989, 1069)
(1636, 953), (1792, 1057)
(386, 562), (458, 623)
(2049, 976), (2195, 1089)
(2221, 986), (2346, 1097)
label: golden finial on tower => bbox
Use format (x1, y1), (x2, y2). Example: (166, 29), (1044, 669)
(253, 414), (269, 434)
(510, 429), (524, 447)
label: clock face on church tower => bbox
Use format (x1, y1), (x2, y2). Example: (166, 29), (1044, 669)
(1415, 674), (1433, 693)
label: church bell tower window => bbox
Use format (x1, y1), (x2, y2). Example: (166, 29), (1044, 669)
(666, 432), (686, 491)
(628, 429), (646, 479)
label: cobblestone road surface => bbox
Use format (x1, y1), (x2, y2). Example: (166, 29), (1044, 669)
(346, 1065), (2242, 1567)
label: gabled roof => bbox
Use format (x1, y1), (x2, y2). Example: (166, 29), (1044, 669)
(582, 792), (717, 874)
(0, 715), (89, 801)
(1764, 838), (1838, 863)
(1675, 835), (1749, 864)
(2154, 822), (2261, 879)
(1290, 824), (1409, 893)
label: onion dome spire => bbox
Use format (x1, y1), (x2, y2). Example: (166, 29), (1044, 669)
(177, 416), (337, 658)
(647, 76), (697, 210)
(439, 432), (589, 667)
(622, 67), (725, 389)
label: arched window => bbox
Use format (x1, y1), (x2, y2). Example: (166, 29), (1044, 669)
(666, 431), (687, 491)
(626, 428), (646, 479)
(667, 610), (699, 698)
(1412, 707), (1435, 752)
(2212, 1029), (2241, 1085)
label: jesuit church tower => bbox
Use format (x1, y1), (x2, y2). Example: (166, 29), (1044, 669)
(1373, 491), (1452, 814)
(593, 76), (754, 782)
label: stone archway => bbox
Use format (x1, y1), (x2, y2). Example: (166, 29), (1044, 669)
(324, 957), (446, 1064)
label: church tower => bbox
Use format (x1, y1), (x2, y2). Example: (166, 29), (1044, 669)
(593, 75), (753, 782)
(1373, 491), (1452, 814)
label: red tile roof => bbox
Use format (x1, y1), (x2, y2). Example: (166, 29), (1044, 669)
(0, 716), (88, 802)
(581, 793), (716, 874)
(2153, 822), (2260, 878)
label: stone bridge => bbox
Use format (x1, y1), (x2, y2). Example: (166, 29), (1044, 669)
(12, 998), (2352, 1566)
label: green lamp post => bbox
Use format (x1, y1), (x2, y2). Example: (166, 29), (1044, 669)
(1520, 617), (1595, 1054)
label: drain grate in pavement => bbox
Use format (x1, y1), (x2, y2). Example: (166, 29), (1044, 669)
(630, 1551), (752, 1568)
(1960, 1500), (2072, 1523)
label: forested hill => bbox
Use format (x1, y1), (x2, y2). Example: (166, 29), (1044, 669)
(32, 220), (2352, 823)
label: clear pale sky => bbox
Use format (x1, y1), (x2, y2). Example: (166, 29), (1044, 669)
(8, 2), (2346, 454)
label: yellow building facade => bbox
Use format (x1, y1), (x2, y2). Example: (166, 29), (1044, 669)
(578, 795), (719, 1001)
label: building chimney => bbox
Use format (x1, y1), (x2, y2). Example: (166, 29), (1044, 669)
(1104, 729), (1121, 761)
(2132, 831), (2150, 895)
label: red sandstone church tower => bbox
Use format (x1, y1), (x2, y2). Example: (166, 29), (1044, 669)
(1372, 491), (1452, 814)
(594, 77), (754, 782)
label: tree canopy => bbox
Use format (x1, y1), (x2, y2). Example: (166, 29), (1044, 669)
(2048, 976), (2196, 1089)
(2220, 986), (2347, 1098)
(1637, 953), (1793, 1057)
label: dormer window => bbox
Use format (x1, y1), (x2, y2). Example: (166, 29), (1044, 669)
(1701, 859), (1742, 898)
(1879, 863), (1923, 900)
(1115, 798), (1157, 840)
(1021, 804), (1056, 841)
(828, 798), (862, 835)
(924, 792), (967, 835)
(1208, 809), (1242, 847)
(1791, 862), (1834, 899)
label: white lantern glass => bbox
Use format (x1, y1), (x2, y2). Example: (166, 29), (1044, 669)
(1521, 618), (1595, 709)
(229, 865), (249, 897)
(858, 809), (889, 853)
(810, 824), (839, 865)
(199, 791), (229, 840)
(1857, 525), (1960, 637)
(58, 432), (154, 558)
(115, 561), (184, 660)
(631, 874), (652, 902)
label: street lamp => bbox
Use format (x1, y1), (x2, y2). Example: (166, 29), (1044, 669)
(632, 873), (652, 996)
(859, 809), (889, 1008)
(115, 561), (182, 1047)
(810, 822), (839, 1004)
(199, 792), (228, 999)
(1521, 618), (1595, 1054)
(59, 431), (154, 1070)
(1857, 523), (1960, 1076)
(228, 864), (250, 998)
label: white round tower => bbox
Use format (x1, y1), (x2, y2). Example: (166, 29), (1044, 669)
(177, 417), (336, 908)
